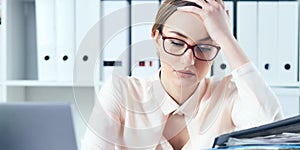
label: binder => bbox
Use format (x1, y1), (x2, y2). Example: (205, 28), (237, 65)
(55, 0), (75, 82)
(257, 1), (278, 86)
(212, 0), (233, 77)
(74, 0), (100, 85)
(35, 0), (57, 81)
(237, 1), (258, 65)
(100, 1), (130, 82)
(277, 1), (298, 86)
(75, 0), (100, 51)
(0, 1), (2, 25)
(0, 22), (2, 81)
(74, 22), (101, 86)
(212, 115), (300, 148)
(212, 52), (231, 77)
(131, 1), (160, 79)
(258, 1), (298, 87)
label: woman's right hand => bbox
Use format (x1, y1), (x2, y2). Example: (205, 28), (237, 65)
(177, 0), (233, 46)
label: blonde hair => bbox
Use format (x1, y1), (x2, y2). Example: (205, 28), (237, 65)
(151, 0), (201, 36)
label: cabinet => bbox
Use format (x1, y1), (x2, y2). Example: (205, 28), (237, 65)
(1, 0), (99, 148)
(273, 87), (300, 118)
(235, 0), (300, 118)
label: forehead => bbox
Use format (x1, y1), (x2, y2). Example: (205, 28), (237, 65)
(163, 11), (209, 41)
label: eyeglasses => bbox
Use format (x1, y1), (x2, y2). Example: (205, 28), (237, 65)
(161, 35), (221, 61)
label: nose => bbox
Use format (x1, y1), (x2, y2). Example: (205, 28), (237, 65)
(181, 48), (195, 65)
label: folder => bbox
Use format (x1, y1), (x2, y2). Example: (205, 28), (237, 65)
(277, 1), (298, 86)
(212, 53), (231, 77)
(212, 115), (300, 148)
(74, 0), (100, 85)
(257, 2), (278, 86)
(130, 1), (160, 79)
(35, 0), (57, 81)
(75, 0), (100, 51)
(100, 1), (130, 82)
(212, 1), (233, 77)
(74, 22), (100, 86)
(237, 1), (258, 65)
(55, 0), (75, 82)
(258, 1), (298, 87)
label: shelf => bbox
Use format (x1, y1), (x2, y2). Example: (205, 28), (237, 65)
(272, 87), (300, 96)
(5, 80), (103, 87)
(270, 82), (300, 89)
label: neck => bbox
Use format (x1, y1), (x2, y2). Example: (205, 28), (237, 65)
(160, 71), (198, 105)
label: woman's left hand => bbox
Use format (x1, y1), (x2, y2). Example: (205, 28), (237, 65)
(177, 0), (233, 45)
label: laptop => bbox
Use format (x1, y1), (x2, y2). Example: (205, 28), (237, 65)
(0, 102), (78, 150)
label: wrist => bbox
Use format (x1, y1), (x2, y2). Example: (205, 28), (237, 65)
(217, 35), (250, 70)
(217, 34), (236, 48)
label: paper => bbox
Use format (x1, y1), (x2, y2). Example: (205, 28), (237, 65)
(226, 133), (300, 146)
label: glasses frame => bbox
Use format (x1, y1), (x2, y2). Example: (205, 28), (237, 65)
(161, 34), (221, 61)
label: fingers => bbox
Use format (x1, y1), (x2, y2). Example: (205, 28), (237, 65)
(226, 10), (230, 17)
(206, 0), (221, 8)
(177, 6), (205, 16)
(188, 0), (210, 9)
(177, 0), (227, 19)
(183, 0), (225, 10)
(215, 0), (225, 9)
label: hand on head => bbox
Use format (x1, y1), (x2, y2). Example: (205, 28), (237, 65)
(177, 0), (233, 46)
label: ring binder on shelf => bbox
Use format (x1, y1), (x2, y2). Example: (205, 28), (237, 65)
(130, 1), (160, 79)
(56, 0), (75, 82)
(100, 1), (130, 82)
(35, 0), (57, 81)
(237, 1), (258, 66)
(74, 0), (100, 85)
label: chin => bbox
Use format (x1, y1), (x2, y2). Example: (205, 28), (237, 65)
(172, 76), (199, 88)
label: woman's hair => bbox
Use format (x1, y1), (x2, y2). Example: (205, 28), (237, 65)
(151, 0), (202, 36)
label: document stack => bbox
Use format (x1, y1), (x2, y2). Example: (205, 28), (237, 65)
(212, 115), (300, 149)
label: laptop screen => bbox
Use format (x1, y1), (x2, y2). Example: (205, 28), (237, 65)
(0, 102), (78, 150)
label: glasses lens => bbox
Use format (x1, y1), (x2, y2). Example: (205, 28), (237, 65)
(194, 45), (218, 60)
(164, 38), (187, 55)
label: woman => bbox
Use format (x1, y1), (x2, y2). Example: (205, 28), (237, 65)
(81, 0), (283, 149)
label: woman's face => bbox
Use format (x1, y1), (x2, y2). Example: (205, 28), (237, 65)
(155, 11), (215, 87)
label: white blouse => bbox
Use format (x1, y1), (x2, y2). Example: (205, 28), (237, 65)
(81, 62), (283, 150)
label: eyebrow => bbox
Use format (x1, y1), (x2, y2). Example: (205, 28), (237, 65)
(169, 31), (188, 39)
(169, 31), (211, 42)
(196, 36), (212, 42)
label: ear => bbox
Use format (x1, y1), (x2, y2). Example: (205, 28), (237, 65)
(152, 29), (161, 45)
(152, 30), (162, 57)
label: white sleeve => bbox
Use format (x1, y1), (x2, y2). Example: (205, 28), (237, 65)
(80, 81), (123, 150)
(231, 62), (284, 130)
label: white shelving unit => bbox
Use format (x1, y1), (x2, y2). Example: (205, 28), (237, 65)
(272, 87), (300, 118)
(0, 0), (100, 148)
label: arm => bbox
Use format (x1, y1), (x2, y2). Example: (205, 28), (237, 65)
(81, 82), (123, 149)
(177, 0), (249, 70)
(230, 62), (283, 130)
(177, 0), (283, 129)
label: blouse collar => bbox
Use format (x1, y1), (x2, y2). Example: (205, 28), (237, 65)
(152, 70), (207, 118)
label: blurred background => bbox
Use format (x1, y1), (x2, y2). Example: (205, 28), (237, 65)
(0, 0), (299, 148)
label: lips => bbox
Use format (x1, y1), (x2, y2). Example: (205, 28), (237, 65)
(174, 70), (195, 78)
